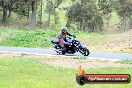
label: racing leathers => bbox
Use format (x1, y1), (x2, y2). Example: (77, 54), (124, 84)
(58, 31), (75, 50)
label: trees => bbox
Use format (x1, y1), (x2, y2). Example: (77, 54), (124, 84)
(14, 0), (37, 30)
(114, 0), (132, 30)
(7, 0), (17, 18)
(0, 0), (131, 31)
(38, 0), (43, 25)
(1, 0), (9, 23)
(67, 0), (103, 32)
(46, 0), (52, 27)
(0, 0), (37, 29)
(0, 0), (30, 23)
(0, 0), (20, 23)
(13, 0), (31, 19)
(30, 0), (37, 30)
(52, 0), (62, 25)
(98, 0), (113, 26)
(46, 0), (62, 27)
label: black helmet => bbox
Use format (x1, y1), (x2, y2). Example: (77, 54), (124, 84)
(61, 26), (68, 33)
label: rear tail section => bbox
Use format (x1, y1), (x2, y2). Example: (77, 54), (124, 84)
(51, 38), (59, 44)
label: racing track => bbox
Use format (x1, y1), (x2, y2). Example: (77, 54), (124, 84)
(0, 47), (132, 60)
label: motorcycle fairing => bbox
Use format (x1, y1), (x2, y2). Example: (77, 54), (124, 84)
(79, 45), (86, 49)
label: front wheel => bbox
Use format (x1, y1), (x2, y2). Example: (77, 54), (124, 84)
(84, 48), (90, 56)
(79, 48), (90, 56)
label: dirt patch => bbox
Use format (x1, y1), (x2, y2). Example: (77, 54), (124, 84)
(0, 52), (132, 69)
(42, 58), (132, 69)
(89, 30), (132, 53)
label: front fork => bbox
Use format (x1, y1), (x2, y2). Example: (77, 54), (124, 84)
(78, 45), (85, 54)
(79, 49), (85, 54)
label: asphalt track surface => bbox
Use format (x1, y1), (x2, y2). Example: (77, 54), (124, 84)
(0, 47), (132, 60)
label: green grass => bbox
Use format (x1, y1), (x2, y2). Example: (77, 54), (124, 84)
(0, 28), (109, 48)
(0, 29), (8, 35)
(76, 32), (111, 46)
(0, 57), (132, 88)
(0, 28), (59, 48)
(117, 50), (132, 54)
(118, 59), (132, 64)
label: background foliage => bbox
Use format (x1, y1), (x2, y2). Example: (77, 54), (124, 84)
(0, 0), (131, 32)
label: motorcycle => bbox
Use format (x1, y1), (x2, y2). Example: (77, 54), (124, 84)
(51, 37), (90, 56)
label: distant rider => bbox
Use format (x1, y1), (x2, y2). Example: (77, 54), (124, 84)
(58, 26), (76, 50)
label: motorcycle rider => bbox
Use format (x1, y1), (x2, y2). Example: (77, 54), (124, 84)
(58, 26), (76, 51)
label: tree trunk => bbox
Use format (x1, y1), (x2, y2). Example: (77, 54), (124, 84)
(2, 5), (8, 23)
(8, 7), (12, 18)
(54, 12), (58, 25)
(128, 16), (132, 29)
(106, 13), (111, 27)
(47, 10), (51, 27)
(80, 20), (84, 31)
(30, 0), (37, 30)
(46, 0), (51, 27)
(27, 6), (30, 20)
(40, 1), (43, 24)
(38, 0), (43, 28)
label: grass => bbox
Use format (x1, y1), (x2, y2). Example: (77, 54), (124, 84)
(0, 0), (121, 48)
(0, 28), (109, 48)
(0, 57), (132, 88)
(117, 50), (132, 54)
(118, 59), (132, 64)
(123, 51), (132, 54)
(77, 32), (111, 46)
(0, 29), (8, 35)
(0, 27), (131, 54)
(0, 28), (58, 48)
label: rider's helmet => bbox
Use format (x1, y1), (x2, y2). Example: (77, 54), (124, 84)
(61, 26), (68, 34)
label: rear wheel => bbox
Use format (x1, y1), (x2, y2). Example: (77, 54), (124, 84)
(54, 45), (67, 55)
(62, 50), (66, 55)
